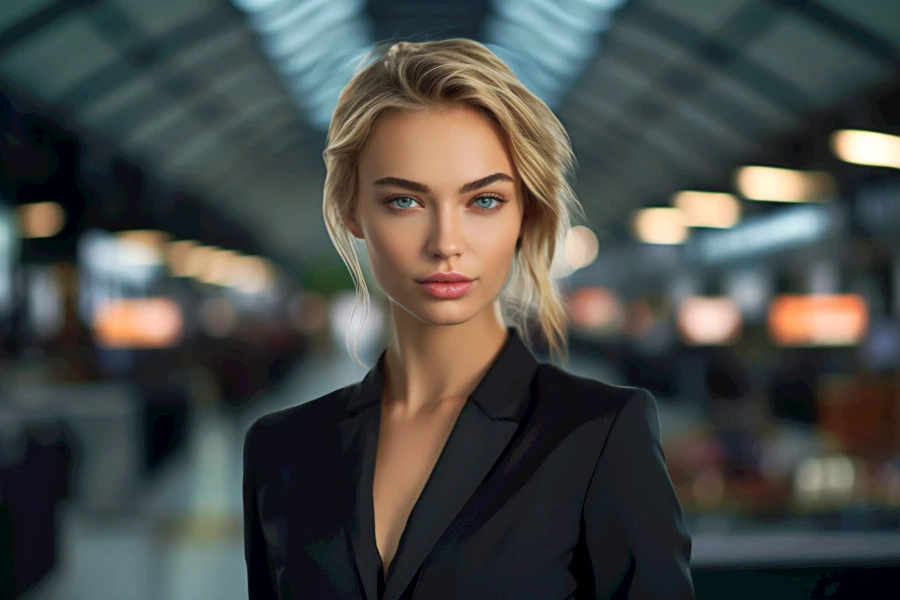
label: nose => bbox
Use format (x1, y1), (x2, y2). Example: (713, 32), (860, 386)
(426, 204), (463, 259)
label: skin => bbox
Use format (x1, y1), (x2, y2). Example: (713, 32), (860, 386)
(348, 102), (525, 419)
(346, 103), (527, 572)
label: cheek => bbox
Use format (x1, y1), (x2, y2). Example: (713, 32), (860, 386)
(480, 223), (520, 267)
(363, 222), (419, 278)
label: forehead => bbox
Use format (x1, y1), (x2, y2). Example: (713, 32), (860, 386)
(358, 105), (517, 183)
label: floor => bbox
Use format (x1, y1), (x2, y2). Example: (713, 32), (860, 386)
(25, 348), (371, 600)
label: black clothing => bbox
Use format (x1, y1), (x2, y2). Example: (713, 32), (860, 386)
(243, 327), (694, 599)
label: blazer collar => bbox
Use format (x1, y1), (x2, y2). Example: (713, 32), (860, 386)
(342, 325), (538, 421)
(339, 325), (539, 600)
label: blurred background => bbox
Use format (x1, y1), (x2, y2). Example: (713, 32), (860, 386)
(2, 0), (900, 598)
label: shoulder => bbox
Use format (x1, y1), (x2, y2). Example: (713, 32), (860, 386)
(243, 382), (356, 452)
(534, 362), (655, 424)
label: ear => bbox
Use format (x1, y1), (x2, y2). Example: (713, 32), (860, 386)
(345, 207), (364, 240)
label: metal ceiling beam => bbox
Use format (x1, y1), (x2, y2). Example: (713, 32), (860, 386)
(58, 10), (242, 108)
(581, 0), (897, 214)
(0, 0), (101, 58)
(583, 33), (792, 144)
(69, 4), (311, 178)
(159, 98), (303, 171)
(565, 1), (816, 217)
(164, 130), (317, 186)
(72, 3), (311, 263)
(0, 0), (308, 266)
(622, 3), (815, 118)
(365, 0), (491, 42)
(766, 0), (900, 67)
(569, 0), (814, 155)
(567, 92), (725, 181)
(568, 3), (804, 168)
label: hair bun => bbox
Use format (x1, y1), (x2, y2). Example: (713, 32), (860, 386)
(387, 42), (406, 57)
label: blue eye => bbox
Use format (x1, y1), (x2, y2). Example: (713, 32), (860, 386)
(390, 196), (416, 209)
(474, 196), (502, 210)
(387, 194), (506, 212)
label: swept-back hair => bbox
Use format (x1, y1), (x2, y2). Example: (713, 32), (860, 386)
(323, 38), (584, 365)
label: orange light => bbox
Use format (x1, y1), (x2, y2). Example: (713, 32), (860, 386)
(768, 294), (868, 346)
(17, 202), (65, 238)
(93, 298), (183, 348)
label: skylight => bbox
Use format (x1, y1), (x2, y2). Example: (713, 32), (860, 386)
(231, 0), (374, 130)
(484, 0), (629, 109)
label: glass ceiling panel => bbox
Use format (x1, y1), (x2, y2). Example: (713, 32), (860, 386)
(485, 0), (629, 109)
(232, 0), (373, 130)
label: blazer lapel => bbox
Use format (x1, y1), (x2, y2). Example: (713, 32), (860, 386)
(383, 327), (538, 600)
(340, 350), (387, 600)
(338, 327), (539, 600)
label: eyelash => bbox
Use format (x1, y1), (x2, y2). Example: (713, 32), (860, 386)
(385, 193), (509, 213)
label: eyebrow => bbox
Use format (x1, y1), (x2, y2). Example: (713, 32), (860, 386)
(372, 172), (514, 194)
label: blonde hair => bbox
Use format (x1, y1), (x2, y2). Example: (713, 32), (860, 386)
(322, 38), (584, 365)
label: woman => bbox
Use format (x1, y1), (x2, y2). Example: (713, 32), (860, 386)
(243, 39), (694, 600)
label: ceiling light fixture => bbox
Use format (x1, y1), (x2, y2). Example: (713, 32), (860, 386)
(831, 129), (900, 169)
(735, 166), (836, 203)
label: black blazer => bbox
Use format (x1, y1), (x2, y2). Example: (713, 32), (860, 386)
(243, 327), (694, 599)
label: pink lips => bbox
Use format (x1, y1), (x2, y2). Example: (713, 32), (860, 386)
(416, 272), (474, 299)
(417, 280), (474, 299)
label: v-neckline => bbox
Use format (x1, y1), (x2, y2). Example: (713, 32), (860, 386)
(343, 326), (538, 600)
(366, 395), (469, 589)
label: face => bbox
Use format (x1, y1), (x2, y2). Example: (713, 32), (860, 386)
(349, 103), (524, 326)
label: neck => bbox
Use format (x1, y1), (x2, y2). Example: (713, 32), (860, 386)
(383, 302), (510, 418)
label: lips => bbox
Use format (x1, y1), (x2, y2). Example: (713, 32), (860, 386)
(417, 279), (474, 299)
(417, 272), (473, 283)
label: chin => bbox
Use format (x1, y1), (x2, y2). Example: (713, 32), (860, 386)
(393, 293), (486, 327)
(408, 304), (477, 327)
(416, 314), (473, 327)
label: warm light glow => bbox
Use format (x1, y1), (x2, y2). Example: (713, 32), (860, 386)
(769, 294), (868, 346)
(199, 249), (239, 286)
(166, 240), (198, 277)
(93, 298), (183, 348)
(672, 191), (741, 228)
(116, 230), (168, 266)
(569, 287), (621, 331)
(677, 297), (742, 345)
(17, 202), (65, 238)
(795, 455), (857, 506)
(552, 225), (601, 278)
(795, 457), (825, 504)
(831, 129), (900, 169)
(735, 166), (836, 202)
(228, 255), (275, 293)
(564, 226), (600, 269)
(117, 230), (170, 248)
(633, 207), (689, 244)
(183, 245), (217, 279)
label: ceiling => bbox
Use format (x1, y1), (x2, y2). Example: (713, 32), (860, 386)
(1, 0), (898, 274)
